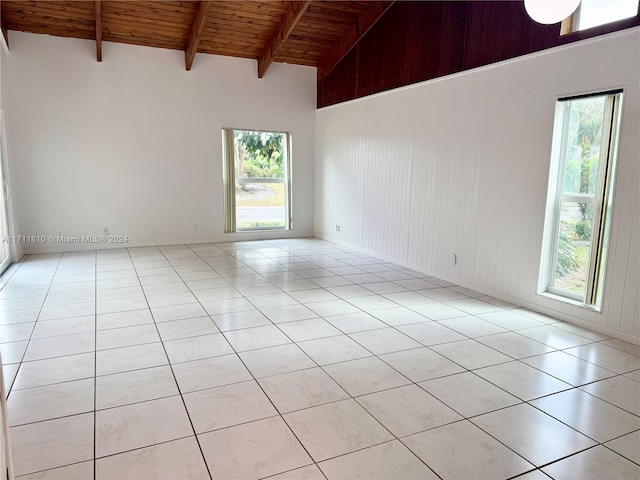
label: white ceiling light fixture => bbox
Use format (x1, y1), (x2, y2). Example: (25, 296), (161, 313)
(524, 0), (582, 24)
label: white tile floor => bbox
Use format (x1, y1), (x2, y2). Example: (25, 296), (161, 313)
(0, 238), (639, 480)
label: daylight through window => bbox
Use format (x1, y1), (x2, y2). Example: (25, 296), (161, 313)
(222, 129), (292, 233)
(562, 0), (639, 33)
(539, 91), (623, 309)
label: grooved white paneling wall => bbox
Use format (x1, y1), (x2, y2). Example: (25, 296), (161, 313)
(5, 32), (316, 253)
(316, 28), (640, 340)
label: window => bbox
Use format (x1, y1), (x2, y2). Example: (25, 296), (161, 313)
(222, 128), (292, 232)
(561, 0), (638, 33)
(539, 91), (623, 309)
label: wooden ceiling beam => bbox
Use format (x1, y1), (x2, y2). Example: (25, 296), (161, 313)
(257, 0), (311, 78)
(95, 0), (102, 61)
(185, 0), (213, 71)
(317, 1), (395, 83)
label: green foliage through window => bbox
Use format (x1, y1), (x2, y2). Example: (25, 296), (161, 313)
(234, 130), (285, 179)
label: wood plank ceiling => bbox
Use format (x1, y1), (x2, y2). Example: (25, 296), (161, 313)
(0, 0), (395, 79)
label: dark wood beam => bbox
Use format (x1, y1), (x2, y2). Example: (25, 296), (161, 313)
(317, 1), (395, 83)
(185, 0), (213, 71)
(257, 0), (311, 78)
(95, 0), (102, 61)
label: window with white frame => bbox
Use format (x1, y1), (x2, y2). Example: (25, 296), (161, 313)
(539, 91), (623, 309)
(561, 0), (638, 33)
(222, 128), (292, 233)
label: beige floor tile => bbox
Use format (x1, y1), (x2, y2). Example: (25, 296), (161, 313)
(155, 316), (218, 341)
(277, 318), (342, 342)
(239, 343), (316, 378)
(97, 309), (153, 330)
(476, 331), (555, 358)
(268, 465), (325, 480)
(380, 347), (465, 382)
(522, 350), (617, 386)
(474, 361), (572, 400)
(164, 333), (234, 363)
(172, 354), (252, 393)
(96, 342), (168, 376)
(13, 352), (94, 390)
(319, 440), (438, 479)
(565, 343), (640, 374)
(430, 339), (512, 369)
(96, 437), (209, 480)
(324, 311), (387, 333)
(542, 445), (640, 480)
(96, 396), (193, 457)
(357, 384), (462, 437)
(10, 413), (94, 476)
(605, 430), (640, 464)
(259, 367), (349, 413)
(211, 309), (271, 331)
(17, 461), (94, 480)
(96, 365), (178, 410)
(472, 404), (596, 466)
(223, 325), (291, 352)
(184, 380), (277, 433)
(580, 376), (640, 415)
(369, 307), (430, 326)
(24, 332), (95, 361)
(531, 389), (640, 442)
(349, 328), (422, 354)
(284, 399), (394, 461)
(395, 322), (466, 346)
(323, 356), (411, 396)
(96, 324), (160, 350)
(8, 378), (94, 426)
(297, 335), (372, 365)
(419, 371), (520, 418)
(403, 420), (533, 480)
(198, 416), (312, 479)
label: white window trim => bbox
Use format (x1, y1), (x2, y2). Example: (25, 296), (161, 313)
(538, 90), (623, 311)
(222, 128), (292, 234)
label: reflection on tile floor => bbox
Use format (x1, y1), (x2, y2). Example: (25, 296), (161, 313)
(0, 238), (639, 479)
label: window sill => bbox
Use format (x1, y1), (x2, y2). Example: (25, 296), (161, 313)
(536, 290), (602, 313)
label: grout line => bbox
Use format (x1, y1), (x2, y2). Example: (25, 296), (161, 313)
(93, 249), (98, 479)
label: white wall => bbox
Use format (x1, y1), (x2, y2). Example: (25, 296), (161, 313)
(6, 32), (316, 253)
(316, 28), (640, 341)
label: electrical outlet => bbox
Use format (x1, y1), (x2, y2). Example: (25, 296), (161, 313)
(450, 254), (457, 265)
(191, 223), (198, 232)
(336, 225), (341, 232)
(103, 227), (109, 235)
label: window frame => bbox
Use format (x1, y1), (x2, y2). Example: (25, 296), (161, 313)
(560, 0), (639, 34)
(538, 90), (623, 310)
(222, 128), (292, 233)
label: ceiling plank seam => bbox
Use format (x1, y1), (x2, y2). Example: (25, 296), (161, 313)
(317, 1), (395, 83)
(185, 0), (213, 71)
(257, 0), (312, 78)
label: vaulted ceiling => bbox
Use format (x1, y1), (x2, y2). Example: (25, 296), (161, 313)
(0, 0), (395, 80)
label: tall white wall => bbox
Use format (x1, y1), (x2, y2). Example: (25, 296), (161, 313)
(316, 28), (640, 341)
(6, 32), (316, 253)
